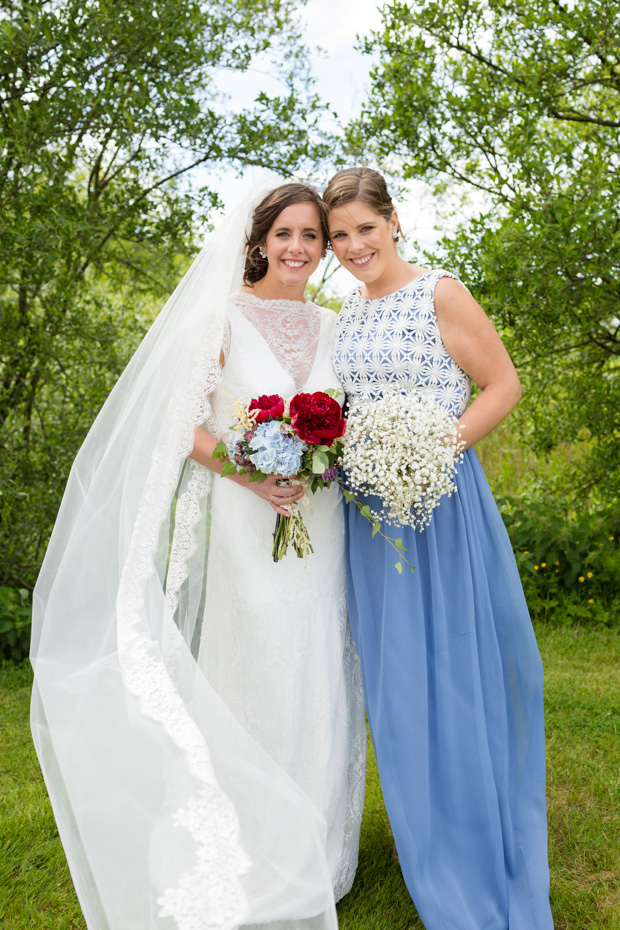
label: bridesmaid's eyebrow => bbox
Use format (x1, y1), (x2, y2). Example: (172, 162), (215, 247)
(329, 221), (375, 234)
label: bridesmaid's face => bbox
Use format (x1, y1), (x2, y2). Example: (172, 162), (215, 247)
(261, 202), (324, 291)
(327, 200), (399, 284)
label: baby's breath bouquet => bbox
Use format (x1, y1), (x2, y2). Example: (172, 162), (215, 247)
(342, 391), (465, 543)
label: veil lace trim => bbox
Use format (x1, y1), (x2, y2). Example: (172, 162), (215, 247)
(116, 337), (252, 929)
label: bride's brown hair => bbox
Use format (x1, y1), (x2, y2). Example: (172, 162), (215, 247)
(322, 167), (405, 241)
(244, 183), (328, 286)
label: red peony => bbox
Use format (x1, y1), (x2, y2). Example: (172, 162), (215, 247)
(249, 394), (285, 423)
(290, 392), (346, 445)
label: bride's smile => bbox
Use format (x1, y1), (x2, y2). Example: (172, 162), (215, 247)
(257, 201), (324, 299)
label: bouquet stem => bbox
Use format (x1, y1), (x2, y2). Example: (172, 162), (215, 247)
(272, 506), (313, 562)
(272, 513), (289, 562)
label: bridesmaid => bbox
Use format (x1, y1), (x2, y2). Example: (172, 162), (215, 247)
(324, 167), (554, 930)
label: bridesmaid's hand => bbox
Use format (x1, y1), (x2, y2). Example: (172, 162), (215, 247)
(247, 474), (305, 517)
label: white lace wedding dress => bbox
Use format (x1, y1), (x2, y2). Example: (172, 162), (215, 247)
(197, 292), (366, 902)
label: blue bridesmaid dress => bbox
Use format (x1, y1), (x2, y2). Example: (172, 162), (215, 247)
(333, 271), (554, 930)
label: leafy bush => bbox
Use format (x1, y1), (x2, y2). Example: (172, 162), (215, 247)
(499, 496), (620, 627)
(0, 587), (31, 663)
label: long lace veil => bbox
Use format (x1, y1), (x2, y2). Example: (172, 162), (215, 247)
(30, 184), (339, 930)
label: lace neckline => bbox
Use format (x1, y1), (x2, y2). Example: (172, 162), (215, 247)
(233, 291), (318, 313)
(231, 291), (322, 391)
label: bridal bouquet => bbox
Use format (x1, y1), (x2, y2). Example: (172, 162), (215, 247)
(213, 390), (346, 561)
(342, 391), (465, 539)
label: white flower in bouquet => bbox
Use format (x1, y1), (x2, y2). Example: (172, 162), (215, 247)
(343, 392), (465, 530)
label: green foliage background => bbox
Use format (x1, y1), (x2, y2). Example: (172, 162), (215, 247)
(349, 0), (620, 505)
(0, 0), (328, 590)
(2, 0), (620, 658)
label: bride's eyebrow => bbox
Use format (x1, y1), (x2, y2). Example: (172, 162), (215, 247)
(273, 225), (320, 233)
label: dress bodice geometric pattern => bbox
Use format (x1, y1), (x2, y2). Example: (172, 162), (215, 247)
(333, 270), (471, 418)
(335, 273), (554, 930)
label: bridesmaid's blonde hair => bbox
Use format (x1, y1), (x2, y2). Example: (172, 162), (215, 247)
(322, 167), (405, 241)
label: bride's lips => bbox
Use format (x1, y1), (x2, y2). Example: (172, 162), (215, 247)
(349, 253), (374, 268)
(281, 258), (308, 268)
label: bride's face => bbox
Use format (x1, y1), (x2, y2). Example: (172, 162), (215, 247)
(261, 202), (324, 291)
(327, 200), (398, 285)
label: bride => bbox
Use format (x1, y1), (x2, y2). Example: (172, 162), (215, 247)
(30, 182), (366, 930)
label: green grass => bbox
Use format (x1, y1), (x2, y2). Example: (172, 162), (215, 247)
(0, 664), (85, 928)
(2, 625), (619, 928)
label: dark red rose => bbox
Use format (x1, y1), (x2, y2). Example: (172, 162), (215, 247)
(249, 394), (285, 423)
(290, 392), (346, 445)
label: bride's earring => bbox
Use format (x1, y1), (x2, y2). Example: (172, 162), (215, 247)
(321, 249), (327, 259)
(258, 246), (268, 259)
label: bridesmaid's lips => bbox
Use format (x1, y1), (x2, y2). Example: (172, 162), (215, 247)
(349, 253), (374, 268)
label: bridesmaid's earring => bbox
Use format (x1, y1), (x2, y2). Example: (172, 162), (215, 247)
(258, 246), (268, 259)
(392, 230), (399, 241)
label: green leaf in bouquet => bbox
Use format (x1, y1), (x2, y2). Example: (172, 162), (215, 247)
(372, 522), (381, 538)
(395, 561), (403, 574)
(220, 461), (238, 477)
(343, 490), (354, 504)
(360, 504), (373, 520)
(248, 471), (268, 483)
(311, 450), (330, 474)
(212, 442), (228, 461)
(325, 388), (342, 399)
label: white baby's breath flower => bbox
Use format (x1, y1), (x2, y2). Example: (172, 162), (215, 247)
(343, 392), (465, 530)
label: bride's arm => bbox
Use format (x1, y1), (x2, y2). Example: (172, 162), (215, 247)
(190, 427), (304, 518)
(434, 276), (522, 450)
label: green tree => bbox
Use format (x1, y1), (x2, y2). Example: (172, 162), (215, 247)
(0, 0), (328, 587)
(349, 0), (620, 503)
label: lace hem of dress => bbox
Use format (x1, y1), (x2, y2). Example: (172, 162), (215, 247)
(116, 334), (252, 930)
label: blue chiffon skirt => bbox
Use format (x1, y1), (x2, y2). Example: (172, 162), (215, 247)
(345, 448), (553, 930)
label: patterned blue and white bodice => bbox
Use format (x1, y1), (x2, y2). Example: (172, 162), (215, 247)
(333, 270), (471, 418)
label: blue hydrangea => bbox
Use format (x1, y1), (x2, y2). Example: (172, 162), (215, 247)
(228, 436), (240, 459)
(248, 421), (306, 476)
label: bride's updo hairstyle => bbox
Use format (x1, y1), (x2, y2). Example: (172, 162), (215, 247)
(243, 182), (328, 286)
(322, 167), (405, 242)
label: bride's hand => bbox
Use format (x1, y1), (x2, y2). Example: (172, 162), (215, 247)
(248, 474), (305, 517)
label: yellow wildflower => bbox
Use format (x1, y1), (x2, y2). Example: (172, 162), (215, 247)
(534, 565), (539, 571)
(524, 550), (529, 555)
(554, 561), (559, 566)
(609, 536), (615, 541)
(541, 562), (547, 568)
(587, 572), (593, 578)
(578, 576), (585, 582)
(588, 599), (594, 604)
